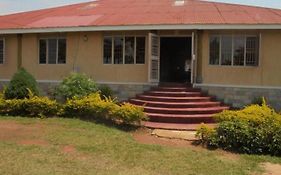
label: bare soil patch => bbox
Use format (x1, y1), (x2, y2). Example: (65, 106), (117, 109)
(261, 162), (281, 175)
(62, 145), (77, 154)
(18, 139), (49, 147)
(0, 120), (48, 146)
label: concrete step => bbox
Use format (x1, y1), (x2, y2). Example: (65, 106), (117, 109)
(142, 121), (216, 131)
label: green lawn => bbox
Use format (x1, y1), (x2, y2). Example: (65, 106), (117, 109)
(0, 117), (280, 175)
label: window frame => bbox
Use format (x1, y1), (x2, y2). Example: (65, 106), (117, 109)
(209, 34), (260, 67)
(103, 35), (146, 65)
(0, 38), (5, 64)
(38, 37), (67, 65)
(220, 35), (233, 66)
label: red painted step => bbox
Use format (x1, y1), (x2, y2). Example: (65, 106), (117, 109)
(141, 106), (229, 115)
(129, 99), (221, 108)
(144, 91), (202, 97)
(152, 87), (201, 92)
(159, 82), (191, 87)
(136, 95), (211, 102)
(147, 113), (216, 123)
(129, 83), (229, 130)
(142, 121), (216, 131)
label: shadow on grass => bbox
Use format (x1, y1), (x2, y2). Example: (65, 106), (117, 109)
(191, 140), (281, 158)
(72, 116), (141, 132)
(191, 140), (220, 151)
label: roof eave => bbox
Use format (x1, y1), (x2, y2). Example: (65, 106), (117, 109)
(1, 24), (281, 34)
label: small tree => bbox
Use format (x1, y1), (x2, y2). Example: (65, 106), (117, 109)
(4, 68), (39, 99)
(55, 72), (98, 100)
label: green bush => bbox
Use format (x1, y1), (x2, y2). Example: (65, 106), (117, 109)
(0, 91), (60, 117)
(63, 93), (147, 124)
(55, 73), (98, 100)
(252, 96), (264, 106)
(112, 103), (147, 124)
(196, 100), (281, 156)
(98, 85), (114, 99)
(63, 93), (117, 119)
(196, 124), (218, 147)
(4, 68), (39, 99)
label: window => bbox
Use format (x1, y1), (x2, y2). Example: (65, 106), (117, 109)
(103, 36), (146, 64)
(114, 37), (123, 64)
(125, 37), (135, 64)
(103, 37), (112, 64)
(58, 39), (66, 64)
(221, 36), (232, 66)
(136, 37), (145, 64)
(0, 39), (4, 64)
(246, 37), (259, 66)
(233, 36), (245, 66)
(209, 35), (259, 67)
(39, 38), (66, 64)
(209, 36), (220, 65)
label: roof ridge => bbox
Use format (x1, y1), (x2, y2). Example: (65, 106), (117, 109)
(269, 8), (281, 18)
(211, 1), (226, 24)
(199, 0), (281, 11)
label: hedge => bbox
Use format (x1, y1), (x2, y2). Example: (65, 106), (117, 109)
(196, 99), (281, 156)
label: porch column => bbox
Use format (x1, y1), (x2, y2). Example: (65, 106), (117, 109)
(191, 31), (198, 85)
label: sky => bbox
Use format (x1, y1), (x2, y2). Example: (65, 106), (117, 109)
(0, 0), (281, 15)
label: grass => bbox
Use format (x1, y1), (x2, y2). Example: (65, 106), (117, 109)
(0, 117), (280, 175)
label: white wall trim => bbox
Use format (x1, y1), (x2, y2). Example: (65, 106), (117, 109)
(2, 24), (281, 34)
(194, 83), (281, 90)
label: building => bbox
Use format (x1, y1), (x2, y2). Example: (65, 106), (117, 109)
(0, 0), (281, 109)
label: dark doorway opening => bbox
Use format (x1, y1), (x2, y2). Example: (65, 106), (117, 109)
(160, 37), (192, 83)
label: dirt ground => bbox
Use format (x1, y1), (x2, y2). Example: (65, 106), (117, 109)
(261, 163), (281, 175)
(0, 121), (48, 146)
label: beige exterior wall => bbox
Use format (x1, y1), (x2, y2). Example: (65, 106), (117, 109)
(198, 30), (281, 87)
(1, 29), (281, 87)
(0, 35), (18, 79)
(21, 31), (150, 83)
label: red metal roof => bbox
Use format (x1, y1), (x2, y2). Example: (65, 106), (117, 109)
(1, 0), (281, 30)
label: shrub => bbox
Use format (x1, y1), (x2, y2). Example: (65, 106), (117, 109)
(63, 93), (117, 119)
(55, 73), (98, 100)
(252, 96), (264, 106)
(0, 91), (60, 117)
(98, 85), (114, 99)
(63, 93), (147, 124)
(112, 103), (147, 124)
(196, 100), (281, 156)
(196, 124), (218, 147)
(4, 68), (39, 99)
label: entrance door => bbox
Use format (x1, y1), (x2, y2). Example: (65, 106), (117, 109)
(148, 33), (160, 83)
(160, 37), (192, 83)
